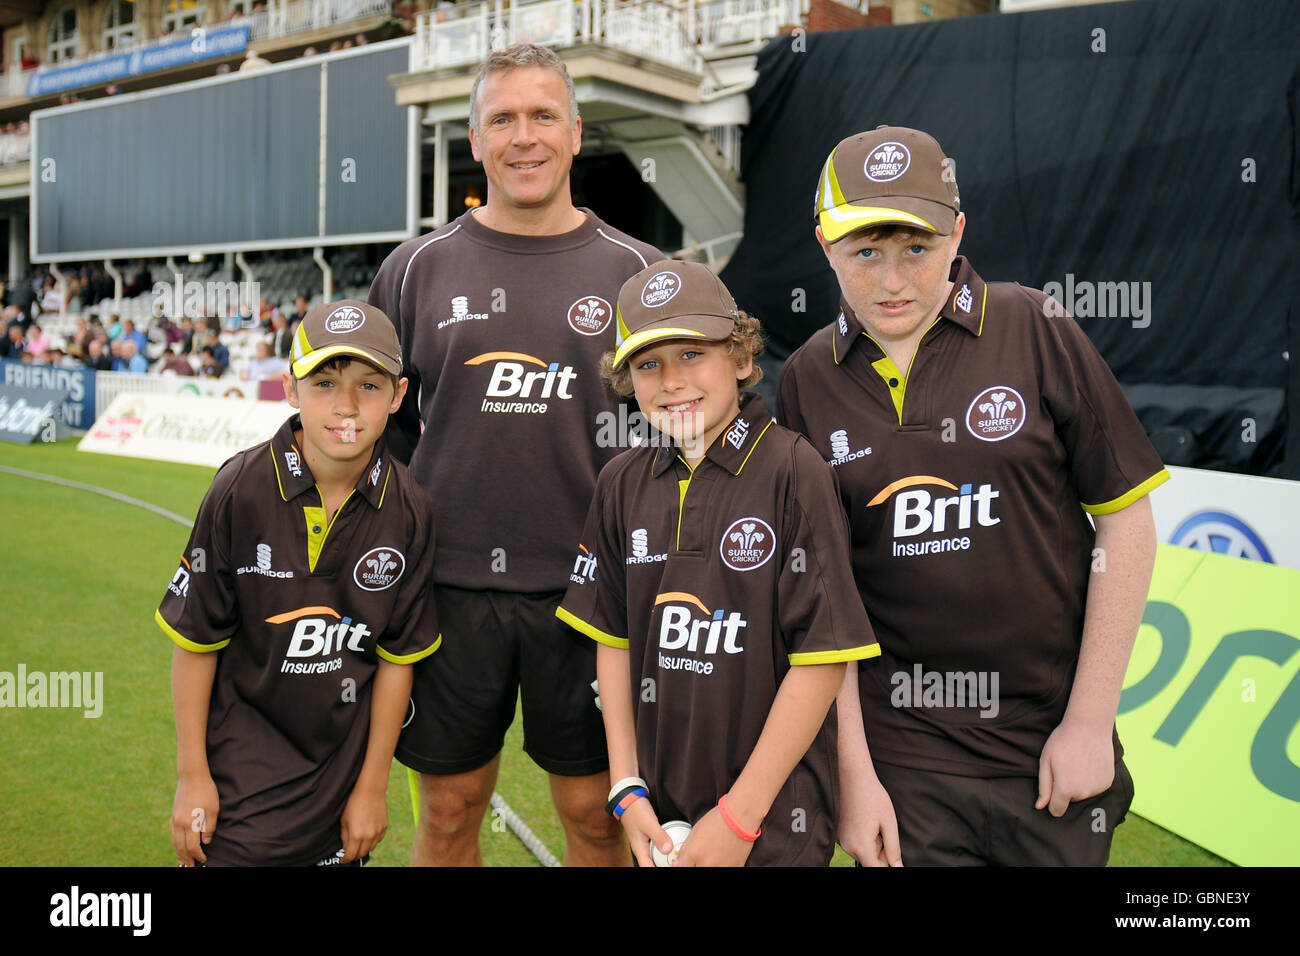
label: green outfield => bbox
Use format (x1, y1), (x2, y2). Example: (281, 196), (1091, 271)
(0, 438), (1228, 867)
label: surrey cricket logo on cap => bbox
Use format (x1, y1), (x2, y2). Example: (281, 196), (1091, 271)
(865, 141), (911, 182)
(641, 271), (682, 308)
(324, 305), (365, 333)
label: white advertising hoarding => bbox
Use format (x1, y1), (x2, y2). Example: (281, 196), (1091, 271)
(1148, 465), (1300, 571)
(78, 392), (293, 469)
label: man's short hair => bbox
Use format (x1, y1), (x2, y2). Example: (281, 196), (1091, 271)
(468, 43), (580, 137)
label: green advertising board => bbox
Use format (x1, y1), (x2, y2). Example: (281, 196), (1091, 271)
(1117, 544), (1300, 866)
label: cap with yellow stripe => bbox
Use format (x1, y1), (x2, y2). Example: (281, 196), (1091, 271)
(290, 300), (403, 379)
(611, 261), (739, 371)
(815, 126), (960, 242)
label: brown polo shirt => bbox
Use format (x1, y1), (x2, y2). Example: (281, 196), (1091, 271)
(557, 393), (879, 865)
(777, 257), (1169, 777)
(155, 413), (440, 866)
(368, 208), (664, 593)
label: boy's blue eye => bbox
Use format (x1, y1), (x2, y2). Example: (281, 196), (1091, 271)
(681, 351), (700, 360)
(637, 359), (659, 370)
(855, 248), (877, 259)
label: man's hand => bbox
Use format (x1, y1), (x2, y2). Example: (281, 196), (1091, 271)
(1036, 718), (1115, 817)
(839, 773), (903, 866)
(672, 806), (754, 867)
(340, 784), (389, 863)
(171, 773), (219, 866)
(618, 799), (673, 868)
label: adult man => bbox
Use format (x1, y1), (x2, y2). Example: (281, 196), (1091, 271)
(777, 126), (1168, 866)
(369, 42), (663, 866)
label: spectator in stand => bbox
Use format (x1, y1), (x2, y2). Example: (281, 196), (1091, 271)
(302, 46), (318, 57)
(354, 34), (368, 46)
(25, 322), (50, 358)
(66, 275), (83, 312)
(85, 338), (113, 371)
(121, 339), (148, 373)
(189, 318), (209, 355)
(122, 318), (148, 355)
(223, 306), (242, 333)
(0, 279), (8, 308)
(197, 346), (223, 378)
(106, 313), (123, 341)
(239, 301), (257, 329)
(9, 278), (35, 326)
(40, 277), (61, 315)
(161, 316), (184, 345)
(204, 329), (230, 371)
(287, 294), (308, 339)
(241, 340), (288, 382)
(1, 323), (24, 359)
(178, 316), (196, 353)
(124, 261), (152, 298)
(160, 345), (196, 376)
(269, 310), (291, 359)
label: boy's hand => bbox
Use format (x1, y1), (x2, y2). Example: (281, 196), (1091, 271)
(171, 773), (219, 866)
(672, 807), (754, 867)
(340, 784), (388, 863)
(618, 799), (673, 868)
(1036, 717), (1115, 817)
(838, 773), (903, 867)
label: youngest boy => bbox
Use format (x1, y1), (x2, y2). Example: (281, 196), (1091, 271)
(156, 300), (440, 866)
(557, 262), (879, 866)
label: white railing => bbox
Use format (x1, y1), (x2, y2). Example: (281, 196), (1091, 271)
(0, 130), (31, 166)
(2, 65), (40, 100)
(704, 123), (741, 171)
(414, 0), (704, 75)
(697, 0), (807, 49)
(247, 0), (394, 41)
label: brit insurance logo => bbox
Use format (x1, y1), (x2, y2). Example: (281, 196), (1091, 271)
(567, 295), (613, 336)
(865, 142), (911, 182)
(966, 386), (1027, 442)
(570, 543), (597, 585)
(284, 449), (303, 478)
(167, 556), (191, 598)
(1171, 511), (1274, 563)
(720, 517), (775, 572)
(655, 591), (749, 676)
(465, 350), (577, 415)
(354, 547), (405, 591)
(869, 475), (1001, 558)
(324, 305), (365, 334)
(266, 606), (373, 676)
(640, 271), (681, 308)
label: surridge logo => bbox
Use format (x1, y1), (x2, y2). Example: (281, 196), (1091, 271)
(627, 528), (667, 565)
(355, 547), (404, 591)
(570, 543), (597, 585)
(838, 313), (848, 335)
(238, 543), (293, 579)
(568, 295), (613, 335)
(640, 271), (681, 308)
(654, 592), (748, 675)
(324, 305), (365, 334)
(966, 385), (1027, 441)
(466, 350), (577, 414)
(720, 516), (775, 572)
(865, 142), (911, 182)
(266, 606), (372, 674)
(828, 428), (871, 467)
(868, 475), (1001, 557)
(439, 295), (490, 329)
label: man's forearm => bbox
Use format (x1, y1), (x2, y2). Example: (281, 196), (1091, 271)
(1064, 497), (1157, 730)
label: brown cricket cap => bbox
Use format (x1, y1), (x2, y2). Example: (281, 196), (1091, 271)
(290, 299), (402, 378)
(612, 261), (739, 371)
(814, 125), (960, 241)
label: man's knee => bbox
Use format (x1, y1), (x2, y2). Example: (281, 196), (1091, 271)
(417, 767), (497, 836)
(550, 773), (621, 845)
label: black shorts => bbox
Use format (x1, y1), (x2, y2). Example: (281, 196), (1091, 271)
(872, 758), (1135, 866)
(395, 585), (608, 777)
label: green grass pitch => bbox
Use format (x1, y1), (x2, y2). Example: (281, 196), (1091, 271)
(0, 438), (1228, 866)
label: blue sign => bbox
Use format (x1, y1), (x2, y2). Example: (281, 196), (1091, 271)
(0, 383), (69, 444)
(28, 25), (249, 98)
(0, 360), (95, 429)
(1170, 510), (1275, 564)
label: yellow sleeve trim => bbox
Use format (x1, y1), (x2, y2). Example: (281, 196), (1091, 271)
(155, 608), (230, 653)
(556, 606), (629, 649)
(789, 643), (882, 666)
(1081, 468), (1171, 516)
(377, 633), (441, 665)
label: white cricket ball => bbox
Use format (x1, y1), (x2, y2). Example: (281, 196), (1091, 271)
(651, 820), (692, 867)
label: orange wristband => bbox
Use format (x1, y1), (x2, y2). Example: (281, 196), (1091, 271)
(718, 793), (761, 842)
